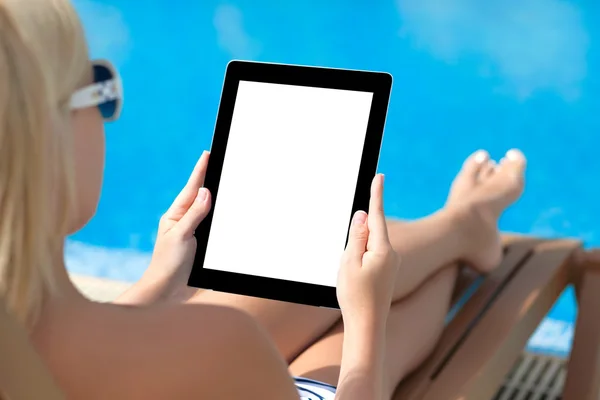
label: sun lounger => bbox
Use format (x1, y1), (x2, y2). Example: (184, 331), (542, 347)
(562, 249), (600, 400)
(392, 234), (587, 400)
(0, 235), (596, 400)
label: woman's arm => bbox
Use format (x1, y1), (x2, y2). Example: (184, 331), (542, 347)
(113, 276), (171, 305)
(335, 174), (399, 400)
(115, 154), (213, 306)
(335, 319), (387, 400)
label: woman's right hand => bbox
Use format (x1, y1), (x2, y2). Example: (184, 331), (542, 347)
(336, 174), (400, 329)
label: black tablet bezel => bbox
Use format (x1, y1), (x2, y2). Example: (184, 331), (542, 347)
(188, 61), (392, 309)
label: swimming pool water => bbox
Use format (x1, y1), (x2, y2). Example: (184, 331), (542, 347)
(69, 0), (599, 356)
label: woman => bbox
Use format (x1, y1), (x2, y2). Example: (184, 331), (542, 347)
(0, 1), (527, 399)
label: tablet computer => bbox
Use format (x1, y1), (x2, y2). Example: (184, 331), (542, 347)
(188, 61), (392, 309)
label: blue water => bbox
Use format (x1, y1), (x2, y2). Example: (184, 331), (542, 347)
(68, 0), (599, 356)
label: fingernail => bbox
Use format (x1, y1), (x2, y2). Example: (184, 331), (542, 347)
(474, 150), (488, 164)
(352, 211), (367, 225)
(380, 173), (385, 183)
(197, 188), (208, 202)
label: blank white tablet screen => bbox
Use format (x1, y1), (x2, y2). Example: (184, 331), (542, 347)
(204, 81), (374, 287)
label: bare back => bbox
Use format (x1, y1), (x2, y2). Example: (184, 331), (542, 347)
(31, 300), (299, 400)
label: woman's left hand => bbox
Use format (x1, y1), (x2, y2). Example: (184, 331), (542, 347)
(115, 151), (212, 305)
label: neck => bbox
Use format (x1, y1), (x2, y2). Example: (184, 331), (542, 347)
(51, 241), (85, 301)
(32, 240), (88, 335)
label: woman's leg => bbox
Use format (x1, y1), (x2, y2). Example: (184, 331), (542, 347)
(186, 205), (472, 363)
(189, 150), (526, 362)
(186, 207), (469, 361)
(288, 151), (527, 398)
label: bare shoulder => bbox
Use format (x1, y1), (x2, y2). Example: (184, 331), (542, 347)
(35, 301), (298, 400)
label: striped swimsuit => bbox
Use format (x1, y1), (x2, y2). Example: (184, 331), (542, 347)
(294, 377), (336, 399)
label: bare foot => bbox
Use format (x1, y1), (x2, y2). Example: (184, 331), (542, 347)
(445, 149), (527, 273)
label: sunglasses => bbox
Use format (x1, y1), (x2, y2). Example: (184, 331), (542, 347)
(69, 59), (123, 122)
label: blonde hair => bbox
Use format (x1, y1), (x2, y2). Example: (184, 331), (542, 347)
(0, 0), (90, 327)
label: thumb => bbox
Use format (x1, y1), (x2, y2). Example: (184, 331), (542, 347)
(174, 188), (212, 236)
(367, 174), (389, 249)
(164, 151), (210, 222)
(344, 211), (369, 264)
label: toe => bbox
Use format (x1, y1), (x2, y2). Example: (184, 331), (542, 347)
(460, 150), (489, 182)
(499, 149), (526, 179)
(478, 160), (496, 182)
